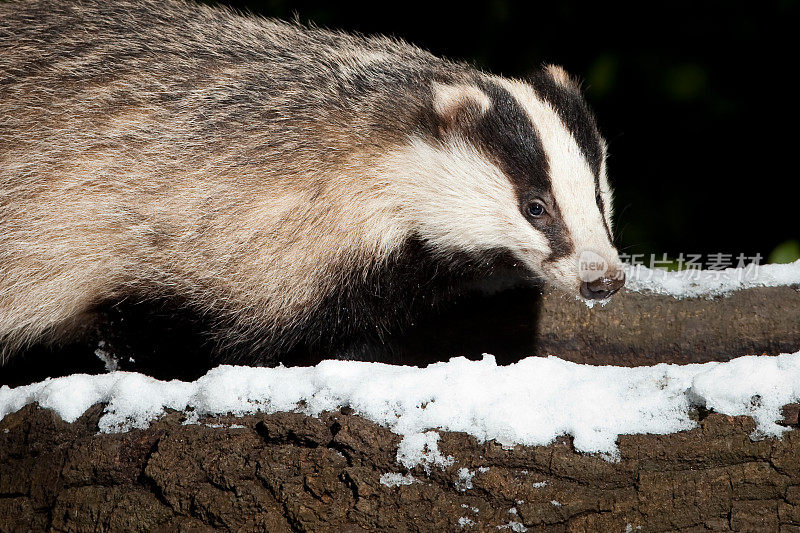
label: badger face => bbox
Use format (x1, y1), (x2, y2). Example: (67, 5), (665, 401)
(387, 65), (624, 300)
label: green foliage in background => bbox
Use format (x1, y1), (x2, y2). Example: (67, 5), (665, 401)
(769, 240), (800, 264)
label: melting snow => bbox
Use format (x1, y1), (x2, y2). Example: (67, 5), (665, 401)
(379, 472), (417, 487)
(455, 467), (476, 491)
(458, 517), (475, 528)
(3, 352), (800, 463)
(624, 260), (800, 298)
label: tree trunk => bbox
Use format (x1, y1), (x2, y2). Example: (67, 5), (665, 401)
(389, 285), (800, 367)
(2, 403), (800, 532)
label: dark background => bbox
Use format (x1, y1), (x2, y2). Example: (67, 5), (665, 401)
(212, 0), (799, 264)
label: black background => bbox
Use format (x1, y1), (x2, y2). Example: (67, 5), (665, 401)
(211, 0), (799, 263)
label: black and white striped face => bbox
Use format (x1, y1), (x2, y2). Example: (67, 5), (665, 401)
(392, 65), (624, 299)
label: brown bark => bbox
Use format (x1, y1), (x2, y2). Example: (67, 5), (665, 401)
(388, 284), (800, 368)
(3, 403), (800, 532)
(534, 286), (800, 366)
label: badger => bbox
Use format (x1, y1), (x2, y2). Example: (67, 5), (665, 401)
(0, 0), (625, 369)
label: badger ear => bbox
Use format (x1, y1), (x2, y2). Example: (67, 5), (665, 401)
(432, 82), (492, 135)
(542, 64), (582, 92)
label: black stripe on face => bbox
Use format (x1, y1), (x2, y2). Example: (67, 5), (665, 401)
(457, 80), (574, 261)
(528, 71), (612, 241)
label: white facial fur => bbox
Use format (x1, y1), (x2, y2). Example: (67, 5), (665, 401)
(382, 137), (549, 263)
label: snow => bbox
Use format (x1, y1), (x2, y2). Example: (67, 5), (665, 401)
(624, 260), (800, 298)
(458, 517), (476, 528)
(396, 430), (454, 471)
(94, 341), (118, 372)
(455, 467), (475, 491)
(3, 352), (800, 463)
(379, 472), (417, 487)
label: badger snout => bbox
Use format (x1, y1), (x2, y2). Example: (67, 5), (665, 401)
(580, 270), (626, 300)
(576, 250), (625, 300)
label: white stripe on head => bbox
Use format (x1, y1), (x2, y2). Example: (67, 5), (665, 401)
(598, 140), (615, 234)
(495, 77), (622, 291)
(373, 77), (621, 297)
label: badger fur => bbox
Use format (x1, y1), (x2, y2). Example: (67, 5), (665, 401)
(0, 0), (625, 367)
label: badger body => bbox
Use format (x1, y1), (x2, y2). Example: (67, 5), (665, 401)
(0, 0), (624, 367)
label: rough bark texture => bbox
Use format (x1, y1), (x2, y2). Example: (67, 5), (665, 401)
(2, 403), (800, 532)
(534, 286), (800, 366)
(380, 284), (800, 368)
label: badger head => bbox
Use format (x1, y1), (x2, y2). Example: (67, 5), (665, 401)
(388, 65), (624, 300)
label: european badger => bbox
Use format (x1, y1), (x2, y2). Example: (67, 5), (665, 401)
(0, 0), (625, 367)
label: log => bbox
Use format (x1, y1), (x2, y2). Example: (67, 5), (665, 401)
(535, 285), (800, 366)
(380, 284), (800, 368)
(3, 403), (800, 532)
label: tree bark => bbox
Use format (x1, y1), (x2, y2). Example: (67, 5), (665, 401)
(3, 403), (800, 532)
(389, 285), (800, 368)
(534, 285), (800, 366)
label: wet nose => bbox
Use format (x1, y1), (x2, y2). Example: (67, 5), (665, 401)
(580, 271), (626, 300)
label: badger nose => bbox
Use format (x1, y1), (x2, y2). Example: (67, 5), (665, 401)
(580, 271), (626, 300)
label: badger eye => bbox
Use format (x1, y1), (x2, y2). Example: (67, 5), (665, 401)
(526, 201), (546, 218)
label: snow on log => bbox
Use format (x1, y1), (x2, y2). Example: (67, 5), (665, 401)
(3, 353), (800, 530)
(4, 353), (800, 457)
